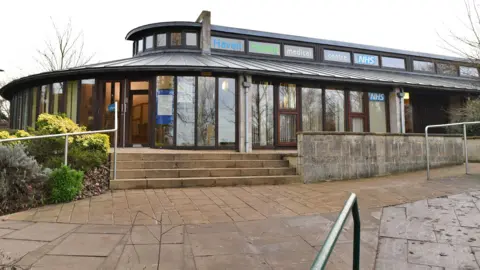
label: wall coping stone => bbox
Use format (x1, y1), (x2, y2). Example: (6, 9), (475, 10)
(297, 131), (462, 137)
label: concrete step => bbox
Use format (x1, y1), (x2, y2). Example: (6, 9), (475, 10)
(110, 175), (301, 189)
(116, 153), (283, 161)
(116, 167), (297, 179)
(116, 160), (289, 169)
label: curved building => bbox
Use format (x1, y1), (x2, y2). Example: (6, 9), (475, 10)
(2, 11), (480, 151)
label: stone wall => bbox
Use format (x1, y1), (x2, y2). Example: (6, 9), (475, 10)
(467, 137), (480, 162)
(298, 132), (464, 183)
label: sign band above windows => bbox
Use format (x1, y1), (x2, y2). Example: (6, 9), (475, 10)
(284, 45), (314, 59)
(354, 53), (379, 66)
(249, 41), (280, 56)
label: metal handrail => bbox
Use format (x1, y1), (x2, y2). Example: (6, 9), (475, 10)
(425, 120), (480, 180)
(310, 193), (361, 270)
(0, 102), (118, 180)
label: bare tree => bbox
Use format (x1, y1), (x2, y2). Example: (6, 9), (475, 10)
(0, 80), (9, 120)
(36, 18), (94, 72)
(440, 0), (480, 62)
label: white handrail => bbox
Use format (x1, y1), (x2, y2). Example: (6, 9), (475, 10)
(0, 102), (119, 180)
(425, 120), (480, 180)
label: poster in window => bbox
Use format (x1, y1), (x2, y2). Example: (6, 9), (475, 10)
(156, 90), (173, 124)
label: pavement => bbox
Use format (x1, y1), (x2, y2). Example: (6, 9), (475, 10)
(0, 164), (479, 269)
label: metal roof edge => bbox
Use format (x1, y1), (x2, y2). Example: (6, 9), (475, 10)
(125, 22), (201, 40)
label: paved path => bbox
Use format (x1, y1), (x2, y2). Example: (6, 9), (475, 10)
(0, 165), (479, 269)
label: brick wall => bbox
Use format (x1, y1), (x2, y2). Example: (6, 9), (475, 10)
(297, 132), (464, 183)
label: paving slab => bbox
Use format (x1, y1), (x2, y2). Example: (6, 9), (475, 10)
(3, 223), (78, 241)
(0, 220), (33, 230)
(408, 240), (479, 269)
(189, 231), (258, 256)
(195, 254), (271, 270)
(75, 224), (131, 234)
(30, 255), (105, 270)
(48, 233), (123, 256)
(0, 239), (45, 265)
(116, 244), (159, 270)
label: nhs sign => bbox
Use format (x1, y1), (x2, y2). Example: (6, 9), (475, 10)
(368, 93), (385, 102)
(354, 53), (379, 66)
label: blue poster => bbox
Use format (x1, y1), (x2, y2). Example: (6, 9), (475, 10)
(156, 89), (174, 124)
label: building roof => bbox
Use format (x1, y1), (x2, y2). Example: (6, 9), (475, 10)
(1, 52), (479, 99)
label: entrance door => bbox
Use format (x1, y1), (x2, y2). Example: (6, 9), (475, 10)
(277, 83), (299, 146)
(101, 81), (122, 146)
(128, 81), (150, 146)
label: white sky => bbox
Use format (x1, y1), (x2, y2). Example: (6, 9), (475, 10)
(0, 0), (471, 82)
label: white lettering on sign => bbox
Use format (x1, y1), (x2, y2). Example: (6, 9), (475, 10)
(324, 50), (351, 63)
(284, 45), (314, 59)
(369, 93), (385, 102)
(211, 37), (244, 52)
(354, 53), (379, 66)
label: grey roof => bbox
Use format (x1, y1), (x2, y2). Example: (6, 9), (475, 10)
(76, 52), (480, 91)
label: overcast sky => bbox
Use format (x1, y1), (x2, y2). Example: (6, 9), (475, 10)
(0, 0), (472, 82)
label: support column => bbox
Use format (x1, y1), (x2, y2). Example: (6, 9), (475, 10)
(238, 75), (252, 152)
(196, 10), (211, 55)
(389, 87), (405, 133)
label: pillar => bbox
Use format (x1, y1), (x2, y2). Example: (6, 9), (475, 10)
(238, 75), (252, 152)
(389, 87), (405, 133)
(196, 10), (211, 55)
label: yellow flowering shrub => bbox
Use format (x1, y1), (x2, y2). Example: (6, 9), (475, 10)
(14, 130), (30, 138)
(36, 114), (85, 135)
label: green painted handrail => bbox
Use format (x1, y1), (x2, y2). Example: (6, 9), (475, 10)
(310, 193), (361, 270)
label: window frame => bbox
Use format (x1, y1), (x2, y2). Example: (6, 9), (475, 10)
(459, 66), (480, 77)
(380, 56), (406, 70)
(353, 53), (380, 67)
(322, 48), (352, 64)
(412, 59), (435, 73)
(144, 35), (154, 51)
(155, 33), (167, 49)
(185, 32), (199, 48)
(436, 62), (458, 76)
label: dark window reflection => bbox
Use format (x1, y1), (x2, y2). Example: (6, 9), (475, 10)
(252, 82), (274, 146)
(218, 78), (236, 146)
(302, 87), (322, 131)
(197, 77), (216, 146)
(325, 89), (345, 131)
(176, 77), (195, 146)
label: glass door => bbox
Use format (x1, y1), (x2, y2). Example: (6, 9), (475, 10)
(127, 81), (150, 146)
(277, 83), (299, 146)
(101, 81), (122, 146)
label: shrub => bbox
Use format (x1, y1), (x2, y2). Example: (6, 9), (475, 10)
(36, 114), (84, 135)
(48, 165), (84, 203)
(14, 130), (31, 138)
(75, 133), (110, 154)
(0, 144), (48, 214)
(448, 98), (480, 136)
(68, 147), (108, 172)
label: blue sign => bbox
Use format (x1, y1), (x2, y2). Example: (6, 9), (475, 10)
(107, 103), (116, 112)
(369, 93), (385, 102)
(156, 90), (174, 125)
(211, 37), (244, 52)
(354, 53), (379, 66)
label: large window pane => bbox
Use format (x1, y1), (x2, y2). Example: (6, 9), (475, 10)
(279, 83), (296, 109)
(301, 87), (322, 131)
(280, 114), (297, 143)
(79, 79), (95, 130)
(381, 56), (405, 69)
(325, 89), (345, 131)
(137, 39), (143, 53)
(460, 66), (479, 77)
(252, 82), (274, 146)
(218, 78), (236, 147)
(352, 118), (364, 132)
(349, 91), (364, 113)
(40, 85), (50, 114)
(156, 76), (174, 147)
(186, 33), (197, 46)
(437, 63), (457, 76)
(66, 81), (78, 122)
(52, 82), (63, 114)
(171, 32), (182, 46)
(368, 93), (387, 133)
(197, 77), (216, 146)
(157, 33), (166, 47)
(145, 35), (153, 50)
(176, 77), (195, 146)
(30, 87), (38, 128)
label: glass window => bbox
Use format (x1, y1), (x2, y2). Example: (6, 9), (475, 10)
(279, 114), (297, 143)
(145, 35), (153, 50)
(30, 87), (38, 128)
(437, 63), (457, 76)
(176, 76), (195, 146)
(157, 33), (166, 47)
(349, 91), (364, 113)
(413, 60), (435, 72)
(171, 32), (182, 46)
(156, 76), (174, 147)
(279, 83), (296, 109)
(460, 66), (479, 77)
(40, 85), (50, 114)
(218, 78), (236, 147)
(52, 82), (63, 115)
(186, 33), (197, 46)
(197, 77), (216, 146)
(354, 53), (379, 66)
(368, 93), (387, 133)
(79, 79), (95, 130)
(301, 87), (322, 131)
(137, 39), (143, 53)
(66, 81), (78, 122)
(381, 56), (405, 69)
(130, 81), (149, 90)
(252, 82), (274, 146)
(249, 41), (281, 56)
(325, 89), (345, 131)
(352, 118), (364, 132)
(324, 50), (351, 63)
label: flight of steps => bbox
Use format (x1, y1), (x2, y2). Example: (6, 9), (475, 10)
(110, 152), (300, 189)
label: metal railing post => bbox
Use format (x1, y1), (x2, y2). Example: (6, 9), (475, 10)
(352, 199), (361, 270)
(464, 124), (469, 175)
(114, 102), (118, 181)
(425, 127), (430, 180)
(64, 134), (69, 166)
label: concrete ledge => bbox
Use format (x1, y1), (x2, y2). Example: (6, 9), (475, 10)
(297, 131), (462, 137)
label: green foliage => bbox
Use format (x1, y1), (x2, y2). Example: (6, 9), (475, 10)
(68, 147), (107, 172)
(48, 165), (83, 203)
(14, 130), (31, 137)
(75, 134), (110, 154)
(0, 144), (48, 214)
(448, 98), (480, 136)
(36, 113), (85, 135)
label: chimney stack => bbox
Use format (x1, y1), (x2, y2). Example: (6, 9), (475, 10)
(196, 10), (211, 55)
